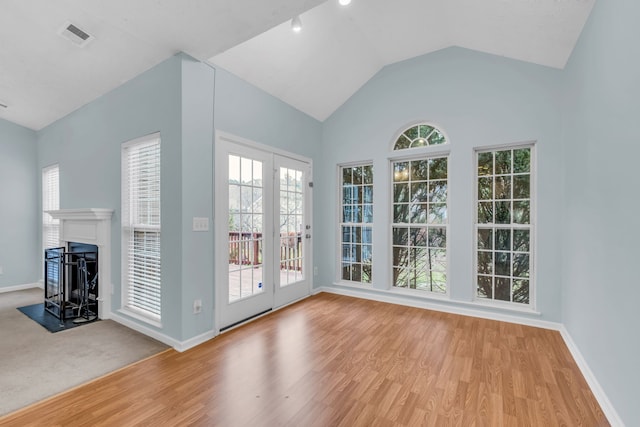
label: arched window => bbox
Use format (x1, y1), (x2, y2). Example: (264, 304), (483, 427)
(391, 123), (449, 294)
(393, 124), (447, 150)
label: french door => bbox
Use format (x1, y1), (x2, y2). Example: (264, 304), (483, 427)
(215, 134), (312, 330)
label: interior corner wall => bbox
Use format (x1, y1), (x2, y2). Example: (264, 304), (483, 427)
(179, 55), (215, 340)
(0, 118), (38, 288)
(561, 1), (640, 424)
(30, 54), (322, 345)
(36, 54), (184, 341)
(318, 47), (565, 322)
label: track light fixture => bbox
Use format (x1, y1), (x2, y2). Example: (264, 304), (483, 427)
(291, 15), (302, 33)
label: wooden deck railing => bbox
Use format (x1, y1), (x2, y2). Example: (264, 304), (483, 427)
(229, 232), (302, 271)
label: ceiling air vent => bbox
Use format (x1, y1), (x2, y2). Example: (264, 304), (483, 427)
(58, 22), (94, 47)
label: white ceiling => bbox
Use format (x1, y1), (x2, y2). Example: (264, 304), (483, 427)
(0, 0), (324, 130)
(0, 0), (594, 131)
(210, 0), (595, 121)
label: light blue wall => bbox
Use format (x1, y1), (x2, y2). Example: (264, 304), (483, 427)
(37, 54), (184, 340)
(0, 119), (38, 288)
(212, 65), (323, 317)
(562, 0), (640, 424)
(33, 54), (321, 343)
(176, 61), (322, 339)
(180, 56), (216, 339)
(213, 66), (322, 160)
(6, 11), (635, 421)
(319, 47), (565, 322)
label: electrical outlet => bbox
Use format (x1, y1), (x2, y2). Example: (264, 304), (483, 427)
(193, 299), (202, 314)
(314, 266), (318, 276)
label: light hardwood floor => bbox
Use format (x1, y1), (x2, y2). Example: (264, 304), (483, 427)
(0, 293), (608, 426)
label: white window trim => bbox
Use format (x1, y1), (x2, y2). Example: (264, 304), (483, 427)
(388, 151), (451, 297)
(42, 164), (60, 252)
(472, 141), (536, 311)
(120, 132), (162, 326)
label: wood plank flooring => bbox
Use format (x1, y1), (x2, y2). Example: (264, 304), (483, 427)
(0, 293), (609, 426)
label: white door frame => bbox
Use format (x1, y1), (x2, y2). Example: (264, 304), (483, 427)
(214, 131), (313, 332)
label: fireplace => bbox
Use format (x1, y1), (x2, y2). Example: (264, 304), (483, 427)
(46, 209), (114, 319)
(44, 243), (98, 321)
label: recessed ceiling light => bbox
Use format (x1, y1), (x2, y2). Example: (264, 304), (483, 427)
(291, 15), (302, 33)
(339, 0), (352, 5)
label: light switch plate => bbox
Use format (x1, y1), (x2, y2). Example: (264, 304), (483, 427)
(192, 217), (209, 232)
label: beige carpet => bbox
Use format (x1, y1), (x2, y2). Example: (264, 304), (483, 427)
(0, 287), (169, 416)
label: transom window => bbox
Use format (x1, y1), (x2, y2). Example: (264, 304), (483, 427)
(339, 164), (373, 284)
(475, 145), (533, 305)
(393, 124), (447, 150)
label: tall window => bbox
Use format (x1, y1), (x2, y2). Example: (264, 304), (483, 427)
(340, 164), (373, 284)
(475, 145), (533, 305)
(391, 124), (448, 293)
(122, 134), (161, 322)
(42, 164), (60, 250)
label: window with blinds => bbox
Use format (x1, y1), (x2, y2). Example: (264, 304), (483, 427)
(42, 164), (60, 250)
(122, 133), (161, 322)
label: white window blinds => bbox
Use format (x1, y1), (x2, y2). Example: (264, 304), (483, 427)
(42, 164), (60, 250)
(122, 134), (161, 320)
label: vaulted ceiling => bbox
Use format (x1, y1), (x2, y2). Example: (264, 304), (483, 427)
(0, 0), (594, 130)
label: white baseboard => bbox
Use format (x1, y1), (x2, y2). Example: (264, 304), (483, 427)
(559, 326), (624, 427)
(110, 311), (182, 349)
(175, 329), (217, 352)
(0, 282), (42, 293)
(315, 286), (561, 331)
(110, 311), (217, 353)
(314, 285), (623, 426)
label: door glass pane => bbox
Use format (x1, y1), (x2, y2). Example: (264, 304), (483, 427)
(279, 166), (304, 287)
(228, 154), (264, 302)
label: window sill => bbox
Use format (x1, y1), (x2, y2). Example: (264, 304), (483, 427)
(117, 307), (163, 329)
(333, 280), (374, 290)
(331, 282), (541, 317)
(462, 298), (540, 315)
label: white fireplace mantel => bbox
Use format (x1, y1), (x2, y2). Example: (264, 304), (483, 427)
(48, 208), (114, 221)
(47, 208), (114, 319)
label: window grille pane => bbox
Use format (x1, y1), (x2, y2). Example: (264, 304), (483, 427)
(392, 154), (448, 294)
(475, 145), (533, 305)
(393, 124), (448, 150)
(339, 164), (373, 285)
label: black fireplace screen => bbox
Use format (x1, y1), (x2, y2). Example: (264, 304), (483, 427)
(44, 243), (98, 321)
